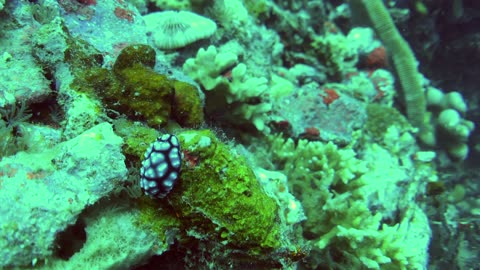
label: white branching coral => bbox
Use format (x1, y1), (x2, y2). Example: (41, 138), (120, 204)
(183, 45), (238, 90)
(183, 45), (275, 132)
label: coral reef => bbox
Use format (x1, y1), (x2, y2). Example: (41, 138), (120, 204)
(258, 129), (434, 269)
(0, 0), (477, 268)
(350, 0), (428, 135)
(424, 87), (475, 160)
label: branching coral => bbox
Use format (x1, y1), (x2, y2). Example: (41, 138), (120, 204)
(183, 45), (275, 131)
(258, 134), (432, 269)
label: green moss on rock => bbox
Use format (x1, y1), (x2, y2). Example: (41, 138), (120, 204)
(112, 119), (160, 161)
(75, 67), (121, 97)
(112, 44), (156, 76)
(71, 44), (203, 128)
(170, 129), (282, 253)
(115, 64), (174, 127)
(172, 81), (204, 127)
(365, 104), (411, 139)
(64, 35), (104, 71)
(134, 196), (181, 241)
(110, 45), (174, 127)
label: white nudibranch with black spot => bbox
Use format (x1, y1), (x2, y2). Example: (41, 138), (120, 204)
(140, 134), (182, 198)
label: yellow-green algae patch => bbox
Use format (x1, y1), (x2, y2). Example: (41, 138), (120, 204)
(111, 44), (174, 127)
(170, 129), (282, 254)
(172, 81), (204, 127)
(71, 44), (204, 128)
(112, 119), (160, 161)
(134, 197), (181, 242)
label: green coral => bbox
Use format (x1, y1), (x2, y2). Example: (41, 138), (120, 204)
(183, 45), (238, 91)
(311, 32), (359, 80)
(183, 46), (274, 132)
(268, 136), (367, 237)
(170, 129), (282, 253)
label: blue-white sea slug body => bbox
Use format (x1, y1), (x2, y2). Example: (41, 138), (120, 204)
(140, 134), (182, 198)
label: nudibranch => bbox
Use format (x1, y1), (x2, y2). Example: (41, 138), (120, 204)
(140, 134), (181, 198)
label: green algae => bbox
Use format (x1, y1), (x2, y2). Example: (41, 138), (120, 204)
(70, 43), (203, 128)
(169, 129), (282, 253)
(365, 103), (411, 139)
(115, 64), (174, 127)
(172, 81), (204, 127)
(112, 44), (156, 74)
(112, 119), (160, 161)
(134, 197), (180, 242)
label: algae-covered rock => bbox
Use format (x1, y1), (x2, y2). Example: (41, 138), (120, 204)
(112, 118), (160, 161)
(365, 103), (412, 140)
(111, 45), (174, 127)
(112, 44), (156, 75)
(116, 65), (174, 127)
(73, 44), (203, 128)
(171, 129), (282, 253)
(172, 81), (204, 127)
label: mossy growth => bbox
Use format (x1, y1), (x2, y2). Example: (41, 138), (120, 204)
(169, 129), (282, 254)
(64, 36), (104, 71)
(110, 44), (174, 127)
(172, 81), (204, 127)
(71, 43), (203, 128)
(365, 103), (411, 139)
(112, 118), (159, 161)
(112, 44), (156, 74)
(116, 65), (174, 127)
(76, 67), (121, 96)
(134, 196), (181, 242)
